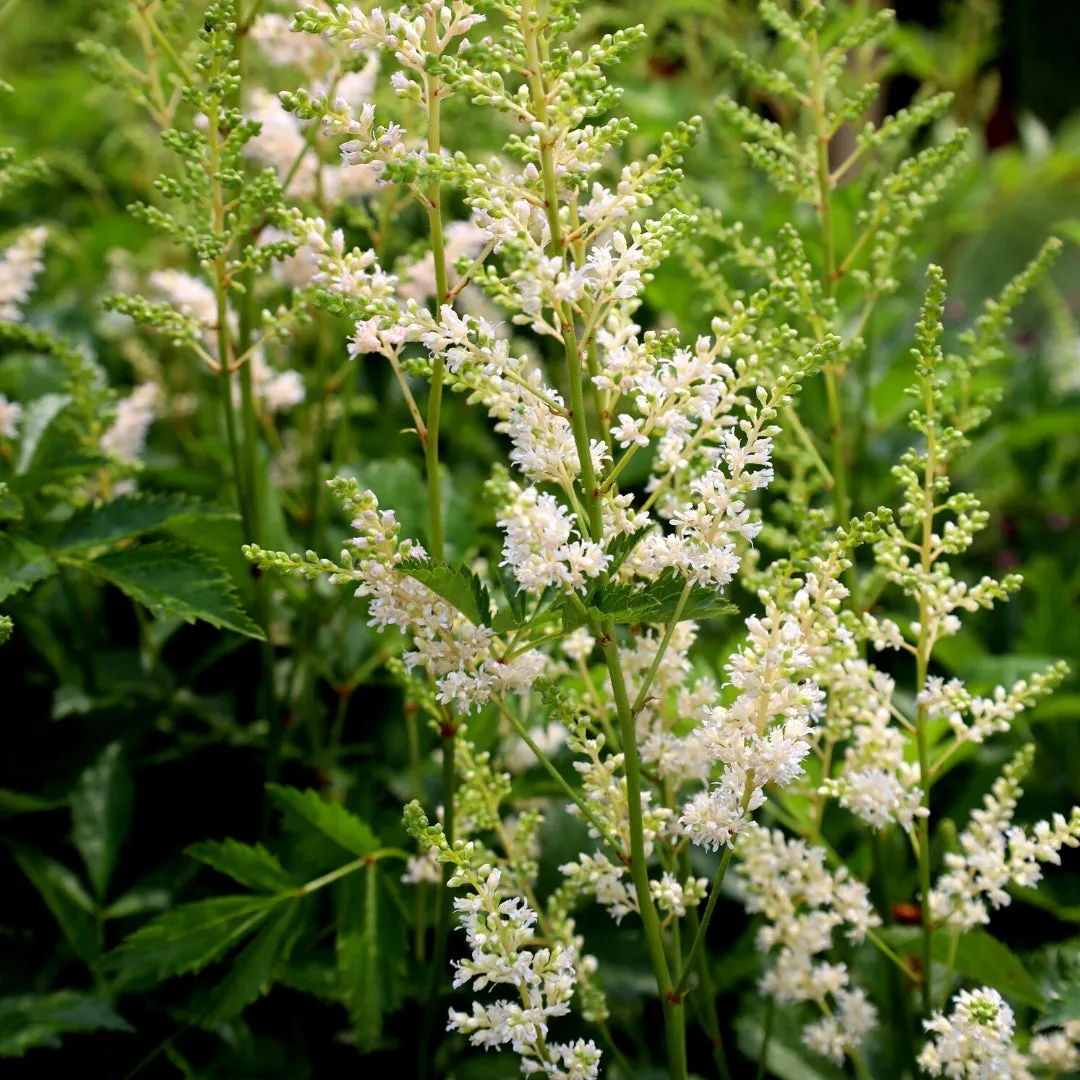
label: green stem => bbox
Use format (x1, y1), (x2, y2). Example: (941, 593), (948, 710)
(755, 999), (775, 1080)
(914, 365), (938, 1015)
(632, 582), (692, 716)
(498, 701), (624, 858)
(808, 26), (850, 541)
(601, 629), (686, 1080)
(417, 15), (453, 1075)
(672, 846), (734, 999)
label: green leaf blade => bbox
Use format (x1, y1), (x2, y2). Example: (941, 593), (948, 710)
(105, 895), (279, 987)
(12, 847), (99, 964)
(54, 493), (236, 554)
(71, 742), (133, 901)
(187, 838), (295, 893)
(267, 785), (380, 858)
(80, 541), (264, 640)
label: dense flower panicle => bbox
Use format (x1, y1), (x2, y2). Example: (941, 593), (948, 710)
(100, 383), (159, 464)
(1029, 1022), (1080, 1074)
(680, 604), (823, 851)
(735, 828), (879, 1066)
(445, 864), (600, 1079)
(929, 746), (1080, 931)
(918, 988), (1031, 1079)
(0, 225), (47, 322)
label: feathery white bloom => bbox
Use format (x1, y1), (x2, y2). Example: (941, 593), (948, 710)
(735, 828), (878, 1067)
(0, 394), (22, 440)
(680, 607), (823, 851)
(100, 384), (159, 463)
(918, 987), (1027, 1079)
(929, 746), (1080, 931)
(0, 226), (47, 322)
(498, 482), (610, 594)
(446, 863), (600, 1079)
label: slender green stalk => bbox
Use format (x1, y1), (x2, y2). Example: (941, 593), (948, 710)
(498, 700), (625, 858)
(672, 846), (734, 999)
(808, 26), (850, 537)
(914, 364), (939, 1014)
(417, 14), (454, 1075)
(755, 999), (775, 1080)
(679, 850), (732, 1080)
(602, 630), (687, 1080)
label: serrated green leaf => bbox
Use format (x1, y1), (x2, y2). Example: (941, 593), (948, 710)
(598, 531), (645, 588)
(0, 992), (131, 1058)
(79, 541), (265, 640)
(277, 957), (342, 1000)
(572, 569), (738, 628)
(12, 847), (99, 964)
(1035, 981), (1080, 1032)
(106, 895), (279, 985)
(338, 864), (394, 1052)
(267, 785), (380, 858)
(0, 535), (57, 602)
(16, 393), (70, 475)
(201, 899), (307, 1024)
(71, 742), (132, 901)
(497, 561), (526, 624)
(396, 557), (487, 626)
(53, 493), (236, 554)
(187, 838), (295, 893)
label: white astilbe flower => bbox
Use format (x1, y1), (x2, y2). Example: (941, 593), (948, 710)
(650, 871), (708, 920)
(918, 987), (1030, 1079)
(803, 987), (878, 1066)
(680, 604), (824, 851)
(821, 663), (927, 832)
(929, 746), (1080, 931)
(249, 353), (306, 414)
(100, 383), (159, 463)
(504, 721), (567, 775)
(1029, 1021), (1080, 1074)
(0, 226), (47, 322)
(0, 393), (21, 440)
(401, 846), (442, 885)
(498, 481), (609, 595)
(446, 864), (600, 1079)
(917, 663), (1067, 748)
(332, 487), (546, 715)
(734, 828), (879, 1067)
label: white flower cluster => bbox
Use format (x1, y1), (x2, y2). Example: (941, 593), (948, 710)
(918, 987), (1031, 1079)
(149, 268), (305, 414)
(338, 487), (548, 715)
(679, 603), (824, 851)
(736, 827), (879, 1067)
(929, 746), (1080, 931)
(0, 225), (47, 322)
(100, 383), (159, 464)
(447, 864), (601, 1080)
(0, 393), (22, 440)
